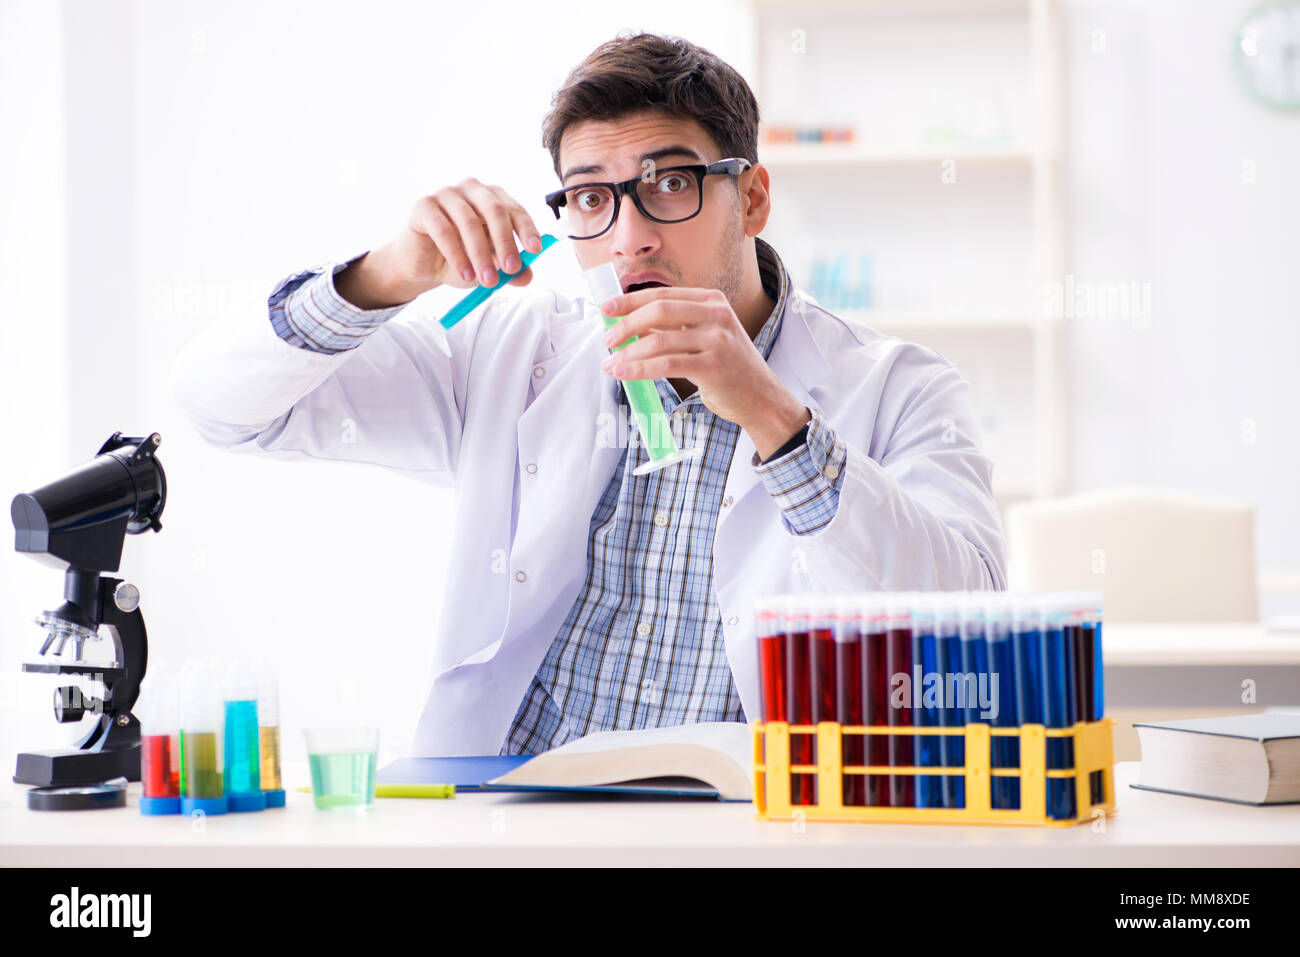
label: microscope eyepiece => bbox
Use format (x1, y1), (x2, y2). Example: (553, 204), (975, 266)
(11, 431), (166, 573)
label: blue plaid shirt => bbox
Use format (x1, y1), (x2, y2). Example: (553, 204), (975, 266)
(268, 238), (848, 754)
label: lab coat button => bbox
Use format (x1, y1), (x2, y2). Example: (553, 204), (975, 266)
(823, 463), (840, 480)
(653, 511), (668, 527)
(525, 462), (538, 474)
(722, 495), (734, 508)
(636, 621), (651, 636)
(514, 571), (527, 582)
(727, 615), (739, 626)
(533, 366), (545, 378)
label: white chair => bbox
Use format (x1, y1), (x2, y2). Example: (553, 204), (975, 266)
(1005, 486), (1257, 622)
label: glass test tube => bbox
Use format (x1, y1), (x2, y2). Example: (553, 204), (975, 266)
(884, 592), (915, 808)
(808, 595), (838, 805)
(138, 665), (181, 815)
(756, 597), (788, 723)
(180, 659), (228, 815)
(934, 594), (965, 808)
(1062, 591), (1102, 807)
(910, 593), (944, 808)
(255, 658), (285, 807)
(1082, 591), (1105, 806)
(174, 660), (196, 798)
(1090, 591), (1105, 720)
(223, 660), (266, 812)
(1039, 595), (1077, 820)
(985, 593), (1021, 810)
(583, 261), (703, 476)
(957, 595), (990, 808)
(784, 594), (815, 806)
(833, 593), (867, 807)
(860, 593), (890, 806)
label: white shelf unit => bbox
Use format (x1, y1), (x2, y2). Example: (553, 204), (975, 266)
(747, 0), (1067, 502)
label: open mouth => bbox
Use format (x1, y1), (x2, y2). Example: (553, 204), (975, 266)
(624, 281), (670, 293)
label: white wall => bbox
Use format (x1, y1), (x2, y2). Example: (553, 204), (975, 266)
(0, 0), (73, 765)
(1062, 0), (1299, 591)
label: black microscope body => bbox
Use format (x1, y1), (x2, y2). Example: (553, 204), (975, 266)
(10, 432), (166, 787)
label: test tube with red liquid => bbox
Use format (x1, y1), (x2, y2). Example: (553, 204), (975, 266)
(138, 665), (181, 816)
(784, 594), (816, 805)
(860, 592), (891, 806)
(756, 597), (788, 725)
(807, 595), (839, 806)
(833, 593), (866, 806)
(884, 592), (916, 807)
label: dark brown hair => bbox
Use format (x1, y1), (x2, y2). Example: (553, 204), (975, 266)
(541, 31), (760, 180)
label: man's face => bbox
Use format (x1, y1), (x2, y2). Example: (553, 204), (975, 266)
(557, 110), (755, 305)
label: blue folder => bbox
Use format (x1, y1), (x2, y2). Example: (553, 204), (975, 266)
(377, 756), (745, 800)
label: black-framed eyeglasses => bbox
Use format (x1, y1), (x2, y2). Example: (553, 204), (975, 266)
(544, 157), (752, 240)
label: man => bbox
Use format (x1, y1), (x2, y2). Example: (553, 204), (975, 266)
(170, 32), (1006, 757)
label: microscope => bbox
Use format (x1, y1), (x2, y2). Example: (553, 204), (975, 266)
(11, 431), (166, 789)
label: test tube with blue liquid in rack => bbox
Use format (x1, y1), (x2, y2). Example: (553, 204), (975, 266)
(584, 261), (704, 475)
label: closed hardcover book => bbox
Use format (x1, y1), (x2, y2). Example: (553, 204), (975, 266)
(1132, 712), (1300, 805)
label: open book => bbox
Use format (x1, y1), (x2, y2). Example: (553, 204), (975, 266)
(483, 721), (754, 801)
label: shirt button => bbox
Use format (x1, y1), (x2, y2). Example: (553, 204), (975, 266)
(722, 495), (734, 508)
(727, 615), (739, 626)
(653, 511), (668, 527)
(525, 462), (538, 474)
(533, 366), (545, 378)
(514, 571), (527, 582)
(636, 622), (651, 637)
(672, 407), (688, 420)
(823, 463), (840, 480)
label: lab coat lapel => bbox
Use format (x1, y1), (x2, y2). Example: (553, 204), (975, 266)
(716, 291), (832, 534)
(511, 324), (623, 613)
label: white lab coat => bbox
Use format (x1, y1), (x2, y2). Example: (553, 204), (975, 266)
(169, 269), (1006, 756)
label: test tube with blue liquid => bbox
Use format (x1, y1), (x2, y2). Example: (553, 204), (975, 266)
(985, 594), (1021, 810)
(426, 233), (560, 356)
(584, 261), (703, 475)
(934, 596), (965, 808)
(223, 660), (266, 812)
(1039, 595), (1077, 820)
(910, 593), (944, 808)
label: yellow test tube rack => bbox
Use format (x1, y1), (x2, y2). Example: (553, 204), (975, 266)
(751, 718), (1117, 826)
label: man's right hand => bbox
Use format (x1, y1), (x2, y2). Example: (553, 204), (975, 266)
(335, 179), (545, 310)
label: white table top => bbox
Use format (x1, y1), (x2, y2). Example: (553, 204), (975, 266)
(3, 762), (1298, 866)
(1102, 623), (1300, 666)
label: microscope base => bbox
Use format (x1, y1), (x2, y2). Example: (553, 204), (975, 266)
(14, 743), (141, 787)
